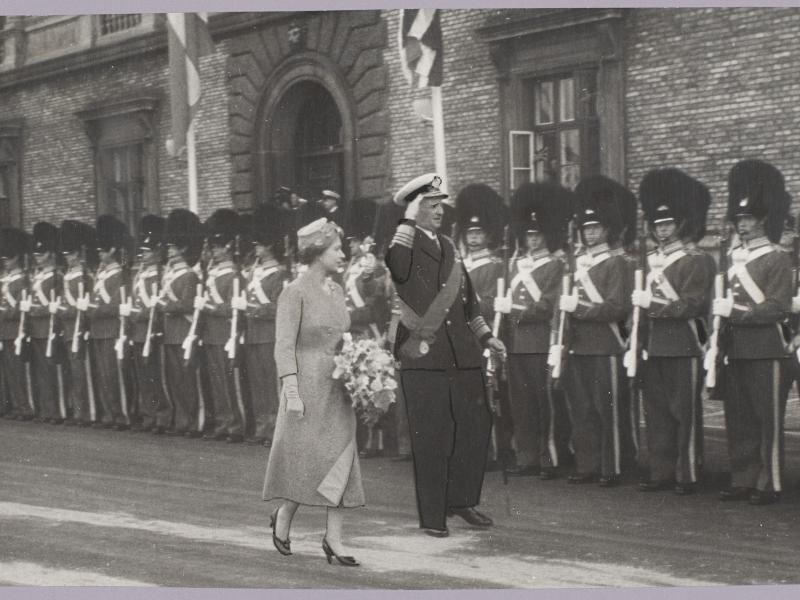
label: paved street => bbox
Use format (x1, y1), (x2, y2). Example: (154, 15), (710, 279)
(1, 407), (799, 590)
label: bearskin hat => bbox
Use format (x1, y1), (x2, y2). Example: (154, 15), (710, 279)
(95, 215), (129, 252)
(727, 159), (790, 243)
(59, 220), (95, 255)
(0, 227), (29, 260)
(639, 168), (711, 244)
(249, 203), (285, 259)
(510, 182), (574, 253)
(454, 183), (507, 250)
(32, 221), (59, 255)
(574, 175), (636, 247)
(205, 208), (241, 248)
(138, 215), (166, 251)
(164, 209), (203, 265)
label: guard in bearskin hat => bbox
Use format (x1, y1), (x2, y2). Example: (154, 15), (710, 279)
(712, 159), (792, 505)
(633, 169), (713, 495)
(161, 208), (204, 436)
(558, 175), (633, 487)
(27, 221), (66, 424)
(385, 173), (506, 536)
(454, 183), (512, 472)
(88, 214), (130, 430)
(59, 219), (97, 426)
(126, 215), (169, 433)
(198, 208), (246, 443)
(0, 227), (34, 420)
(239, 203), (290, 447)
(495, 181), (574, 479)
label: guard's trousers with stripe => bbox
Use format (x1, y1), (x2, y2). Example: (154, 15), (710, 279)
(30, 338), (66, 421)
(163, 344), (200, 434)
(133, 342), (172, 430)
(205, 344), (245, 438)
(65, 347), (95, 424)
(641, 357), (704, 484)
(90, 339), (126, 426)
(564, 354), (623, 478)
(723, 358), (791, 493)
(2, 347), (33, 417)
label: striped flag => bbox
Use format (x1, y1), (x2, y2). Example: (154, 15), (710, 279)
(166, 13), (214, 157)
(398, 9), (443, 88)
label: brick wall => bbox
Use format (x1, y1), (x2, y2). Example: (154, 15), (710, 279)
(625, 8), (800, 235)
(0, 37), (232, 229)
(383, 9), (502, 202)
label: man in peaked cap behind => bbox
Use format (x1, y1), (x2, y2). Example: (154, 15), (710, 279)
(386, 173), (506, 537)
(634, 169), (713, 495)
(199, 208), (247, 443)
(127, 215), (169, 433)
(59, 220), (97, 426)
(713, 159), (792, 506)
(88, 214), (130, 430)
(454, 183), (512, 472)
(0, 227), (34, 420)
(160, 209), (204, 437)
(496, 182), (574, 479)
(558, 175), (632, 487)
(239, 203), (289, 447)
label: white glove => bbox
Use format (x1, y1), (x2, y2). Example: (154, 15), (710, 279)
(791, 295), (800, 314)
(282, 377), (304, 418)
(76, 296), (90, 312)
(360, 253), (376, 275)
(19, 298), (32, 313)
(559, 293), (578, 313)
(404, 194), (424, 221)
(193, 295), (208, 311)
(493, 295), (512, 314)
(231, 295), (247, 311)
(547, 344), (563, 368)
(119, 302), (132, 318)
(712, 297), (734, 318)
(48, 299), (61, 315)
(631, 289), (652, 309)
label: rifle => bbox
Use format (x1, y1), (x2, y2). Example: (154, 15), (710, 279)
(225, 234), (243, 360)
(704, 226), (731, 389)
(142, 282), (158, 358)
(14, 289), (28, 356)
(45, 289), (58, 358)
(182, 283), (204, 362)
(549, 221), (576, 381)
(71, 280), (85, 355)
(485, 225), (511, 413)
(624, 220), (648, 379)
(115, 286), (129, 361)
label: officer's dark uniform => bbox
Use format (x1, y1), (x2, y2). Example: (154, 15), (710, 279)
(386, 187), (494, 532)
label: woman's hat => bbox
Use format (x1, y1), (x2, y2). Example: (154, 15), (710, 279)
(297, 218), (341, 253)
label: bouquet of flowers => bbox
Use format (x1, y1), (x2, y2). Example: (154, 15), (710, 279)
(333, 333), (398, 425)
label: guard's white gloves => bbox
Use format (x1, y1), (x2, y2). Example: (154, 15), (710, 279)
(559, 293), (578, 313)
(712, 297), (733, 318)
(631, 290), (652, 309)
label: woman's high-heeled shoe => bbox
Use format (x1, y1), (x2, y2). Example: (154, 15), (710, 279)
(322, 538), (359, 567)
(270, 507), (292, 556)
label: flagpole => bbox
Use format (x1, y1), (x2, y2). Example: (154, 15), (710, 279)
(431, 86), (448, 194)
(187, 119), (198, 213)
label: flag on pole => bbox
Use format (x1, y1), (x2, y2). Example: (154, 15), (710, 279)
(166, 13), (214, 157)
(398, 9), (443, 88)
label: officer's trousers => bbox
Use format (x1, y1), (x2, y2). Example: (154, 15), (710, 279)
(400, 368), (492, 530)
(642, 356), (704, 483)
(564, 354), (623, 478)
(724, 358), (791, 492)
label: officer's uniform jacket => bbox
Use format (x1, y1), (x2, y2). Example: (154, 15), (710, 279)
(722, 236), (792, 360)
(343, 254), (387, 335)
(243, 259), (286, 345)
(28, 266), (62, 340)
(88, 261), (124, 340)
(569, 243), (630, 356)
(202, 258), (240, 346)
(130, 264), (161, 345)
(61, 266), (93, 348)
(0, 267), (26, 341)
(161, 258), (200, 345)
(463, 248), (503, 320)
(641, 240), (712, 358)
(385, 220), (492, 370)
(505, 250), (564, 355)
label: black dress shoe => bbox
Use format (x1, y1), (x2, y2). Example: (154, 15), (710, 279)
(226, 434), (244, 444)
(567, 473), (597, 484)
(202, 432), (226, 441)
(113, 423), (129, 431)
(719, 486), (753, 501)
(17, 414), (34, 421)
(245, 437), (266, 445)
(638, 479), (674, 492)
(391, 454), (412, 462)
(359, 448), (384, 459)
(674, 483), (695, 496)
(422, 527), (449, 538)
(539, 467), (558, 480)
(166, 429), (186, 437)
(448, 506), (493, 527)
(184, 431), (202, 439)
(151, 426), (164, 435)
(749, 490), (780, 505)
(598, 476), (620, 488)
(130, 424), (146, 432)
(506, 464), (538, 477)
(263, 439), (273, 448)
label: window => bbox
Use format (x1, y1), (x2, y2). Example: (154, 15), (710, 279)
(509, 71), (599, 191)
(99, 14), (142, 36)
(0, 166), (11, 226)
(98, 144), (145, 235)
(0, 120), (23, 228)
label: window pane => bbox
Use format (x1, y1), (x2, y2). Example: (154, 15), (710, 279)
(559, 78), (575, 122)
(511, 134), (531, 169)
(534, 131), (558, 182)
(560, 129), (581, 189)
(512, 170), (531, 190)
(535, 81), (554, 125)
